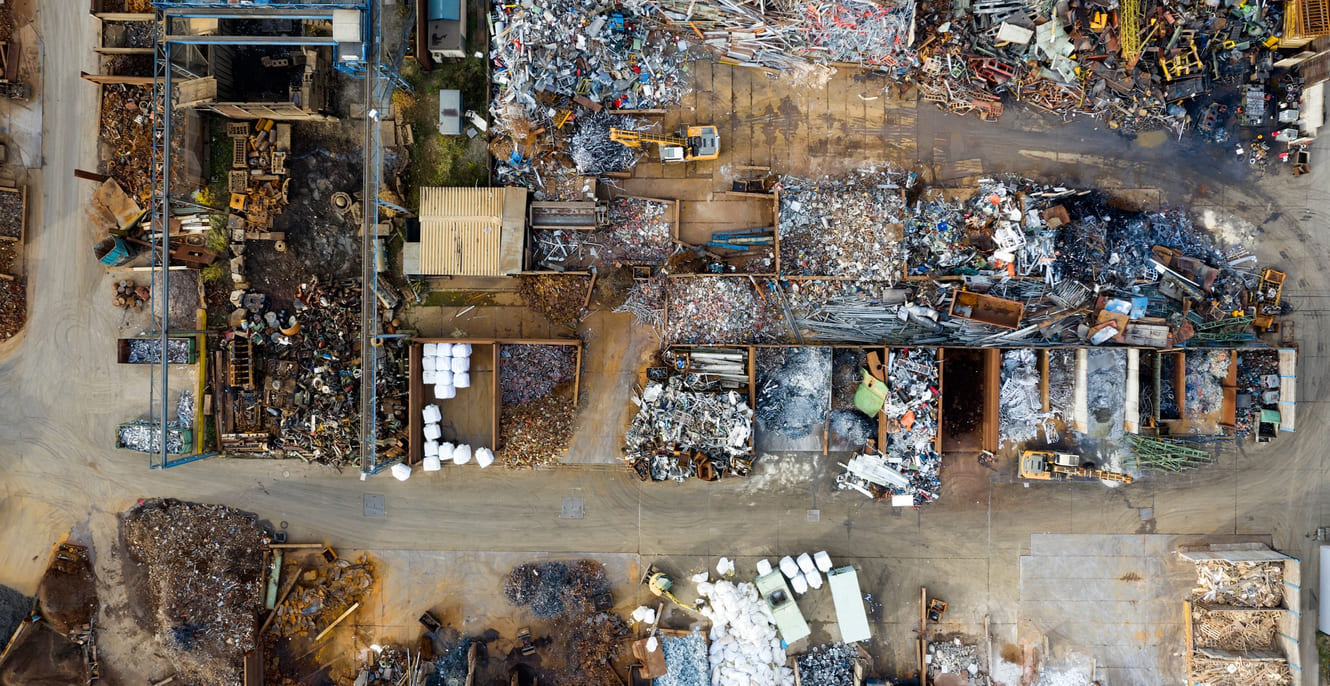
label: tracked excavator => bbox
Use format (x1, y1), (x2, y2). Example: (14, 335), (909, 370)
(609, 125), (720, 162)
(1019, 450), (1133, 483)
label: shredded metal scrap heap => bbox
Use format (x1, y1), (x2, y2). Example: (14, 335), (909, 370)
(122, 499), (268, 686)
(625, 377), (754, 481)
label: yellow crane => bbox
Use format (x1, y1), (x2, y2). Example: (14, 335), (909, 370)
(609, 125), (721, 163)
(1120, 0), (1144, 62)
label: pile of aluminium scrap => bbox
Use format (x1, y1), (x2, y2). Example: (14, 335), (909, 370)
(624, 376), (754, 481)
(125, 338), (194, 364)
(755, 347), (831, 441)
(795, 643), (860, 686)
(498, 392), (576, 468)
(656, 631), (710, 686)
(605, 197), (674, 261)
(778, 171), (910, 280)
(1185, 350), (1232, 420)
(122, 499), (268, 686)
(999, 349), (1057, 446)
(614, 273), (666, 332)
(569, 112), (642, 175)
(117, 421), (190, 454)
(696, 580), (796, 686)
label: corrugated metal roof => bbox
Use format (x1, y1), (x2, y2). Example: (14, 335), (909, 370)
(417, 187), (526, 276)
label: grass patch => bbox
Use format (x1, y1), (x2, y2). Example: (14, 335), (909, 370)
(399, 59), (489, 198)
(1318, 632), (1330, 684)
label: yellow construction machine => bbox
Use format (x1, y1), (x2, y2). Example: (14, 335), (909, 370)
(609, 125), (720, 163)
(1019, 450), (1133, 483)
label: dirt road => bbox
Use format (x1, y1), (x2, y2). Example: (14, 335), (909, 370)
(3, 3), (1330, 684)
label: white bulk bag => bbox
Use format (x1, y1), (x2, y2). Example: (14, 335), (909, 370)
(390, 462), (412, 481)
(474, 447), (494, 468)
(423, 404), (442, 424)
(453, 371), (470, 388)
(422, 455), (442, 472)
(451, 356), (469, 374)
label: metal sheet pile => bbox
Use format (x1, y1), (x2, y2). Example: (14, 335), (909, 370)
(126, 337), (194, 364)
(122, 499), (268, 686)
(489, 0), (690, 187)
(778, 171), (910, 281)
(625, 376), (754, 481)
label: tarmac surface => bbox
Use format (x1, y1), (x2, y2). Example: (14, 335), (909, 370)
(3, 1), (1330, 684)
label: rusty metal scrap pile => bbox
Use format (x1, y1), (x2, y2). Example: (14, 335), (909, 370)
(270, 556), (375, 638)
(99, 84), (153, 201)
(517, 274), (592, 326)
(122, 499), (268, 686)
(1192, 560), (1285, 607)
(499, 392), (577, 468)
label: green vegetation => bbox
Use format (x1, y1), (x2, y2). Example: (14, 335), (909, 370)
(420, 290), (497, 307)
(1318, 631), (1330, 684)
(399, 58), (490, 199)
(201, 262), (228, 285)
(203, 116), (233, 210)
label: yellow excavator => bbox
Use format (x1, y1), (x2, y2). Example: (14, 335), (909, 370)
(1019, 450), (1133, 483)
(609, 125), (720, 163)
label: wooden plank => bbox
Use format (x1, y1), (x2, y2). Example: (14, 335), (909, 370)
(983, 348), (1000, 452)
(80, 71), (160, 85)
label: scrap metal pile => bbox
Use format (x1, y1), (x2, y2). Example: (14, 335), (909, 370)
(503, 560), (629, 686)
(122, 500), (268, 686)
(778, 171), (909, 281)
(665, 174), (1273, 348)
(1186, 350), (1231, 419)
(489, 0), (689, 190)
(927, 638), (989, 685)
(915, 0), (1297, 134)
(517, 273), (592, 326)
(795, 643), (860, 686)
(1234, 349), (1280, 437)
(496, 344), (579, 467)
(0, 241), (23, 341)
(117, 420), (190, 454)
(625, 375), (754, 481)
(532, 196), (675, 269)
(755, 347), (831, 441)
(1190, 656), (1292, 686)
(99, 84), (153, 201)
(624, 0), (917, 78)
(999, 348), (1057, 446)
(268, 556), (375, 639)
(124, 337), (193, 364)
(656, 631), (710, 686)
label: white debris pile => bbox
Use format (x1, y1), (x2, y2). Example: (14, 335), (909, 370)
(697, 580), (796, 686)
(999, 349), (1057, 446)
(927, 638), (988, 685)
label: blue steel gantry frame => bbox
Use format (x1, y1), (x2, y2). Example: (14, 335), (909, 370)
(148, 0), (396, 474)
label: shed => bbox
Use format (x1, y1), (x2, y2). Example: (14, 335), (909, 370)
(426, 0), (467, 60)
(407, 187), (528, 276)
(438, 89), (462, 136)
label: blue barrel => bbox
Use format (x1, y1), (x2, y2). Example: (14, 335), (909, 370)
(95, 236), (133, 266)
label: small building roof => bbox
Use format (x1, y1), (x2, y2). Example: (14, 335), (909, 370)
(417, 187), (527, 276)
